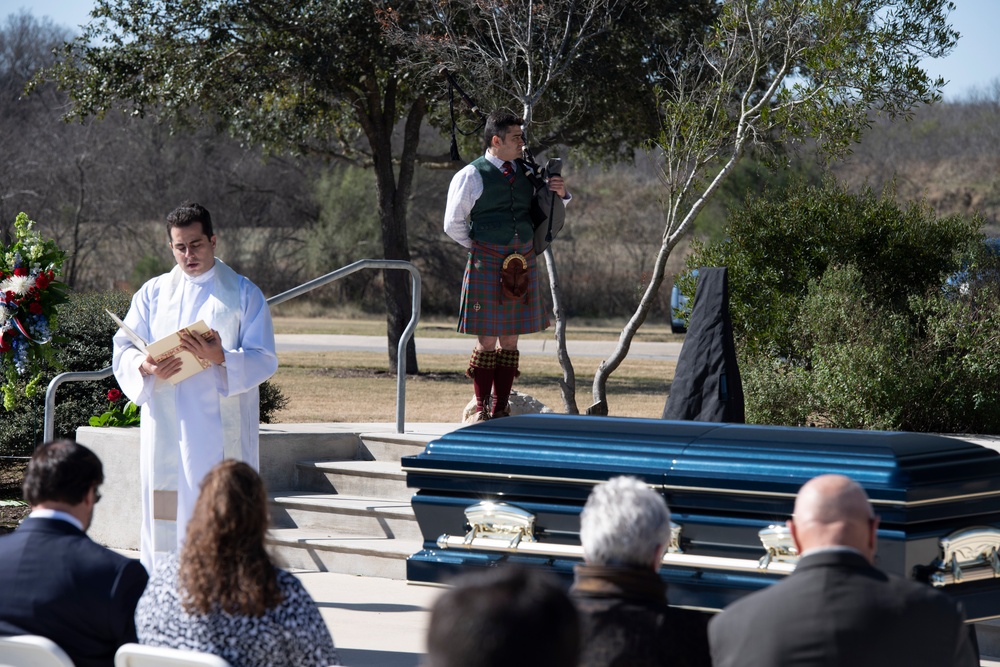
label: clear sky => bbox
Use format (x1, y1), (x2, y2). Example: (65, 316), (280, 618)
(2, 0), (998, 101)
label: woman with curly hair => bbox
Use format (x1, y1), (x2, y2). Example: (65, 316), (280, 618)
(135, 460), (341, 667)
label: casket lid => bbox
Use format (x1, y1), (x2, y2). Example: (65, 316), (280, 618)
(403, 415), (1000, 515)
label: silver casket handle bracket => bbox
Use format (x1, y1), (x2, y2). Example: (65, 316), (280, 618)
(758, 524), (799, 569)
(929, 526), (1000, 588)
(460, 501), (537, 550)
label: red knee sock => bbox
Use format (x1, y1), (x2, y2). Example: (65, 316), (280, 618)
(492, 349), (520, 417)
(467, 349), (497, 415)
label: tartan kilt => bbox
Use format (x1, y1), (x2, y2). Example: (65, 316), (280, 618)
(457, 238), (550, 336)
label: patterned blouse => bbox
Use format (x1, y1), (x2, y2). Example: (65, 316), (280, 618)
(136, 554), (341, 667)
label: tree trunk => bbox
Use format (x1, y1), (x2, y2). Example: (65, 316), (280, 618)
(67, 157), (86, 288)
(366, 95), (424, 375)
(542, 247), (578, 413)
(522, 102), (577, 412)
(590, 238), (671, 413)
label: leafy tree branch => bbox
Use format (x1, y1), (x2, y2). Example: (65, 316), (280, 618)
(590, 0), (958, 412)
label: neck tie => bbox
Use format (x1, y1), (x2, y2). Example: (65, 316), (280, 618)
(502, 161), (515, 185)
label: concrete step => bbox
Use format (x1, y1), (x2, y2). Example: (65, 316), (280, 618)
(257, 427), (363, 491)
(270, 493), (422, 541)
(266, 528), (421, 579)
(357, 434), (430, 462)
(296, 460), (411, 500)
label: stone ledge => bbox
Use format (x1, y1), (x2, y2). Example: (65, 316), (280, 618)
(76, 425), (373, 550)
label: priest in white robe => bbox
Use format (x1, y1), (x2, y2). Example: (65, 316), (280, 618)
(113, 203), (278, 573)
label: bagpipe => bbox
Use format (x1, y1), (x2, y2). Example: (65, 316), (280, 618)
(442, 68), (565, 254)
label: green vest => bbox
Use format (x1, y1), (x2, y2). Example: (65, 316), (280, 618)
(469, 156), (535, 245)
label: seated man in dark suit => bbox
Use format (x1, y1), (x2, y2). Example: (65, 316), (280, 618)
(0, 439), (149, 667)
(709, 474), (977, 667)
(570, 476), (711, 667)
(426, 565), (580, 667)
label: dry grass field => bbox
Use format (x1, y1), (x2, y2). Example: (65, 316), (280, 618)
(270, 316), (679, 423)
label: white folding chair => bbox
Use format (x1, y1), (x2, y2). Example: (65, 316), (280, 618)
(114, 643), (233, 667)
(0, 635), (74, 667)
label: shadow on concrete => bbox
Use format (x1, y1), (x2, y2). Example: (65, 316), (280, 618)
(316, 601), (426, 613)
(338, 647), (422, 667)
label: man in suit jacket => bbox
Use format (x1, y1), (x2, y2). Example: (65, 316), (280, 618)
(708, 474), (977, 667)
(0, 439), (149, 667)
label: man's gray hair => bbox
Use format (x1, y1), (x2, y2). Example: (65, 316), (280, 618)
(580, 476), (672, 567)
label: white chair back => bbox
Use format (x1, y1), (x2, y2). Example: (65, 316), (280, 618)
(114, 643), (233, 667)
(0, 635), (74, 667)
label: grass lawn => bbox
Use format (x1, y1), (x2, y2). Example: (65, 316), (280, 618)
(270, 316), (678, 423)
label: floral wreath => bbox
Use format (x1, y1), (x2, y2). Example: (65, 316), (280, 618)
(1, 212), (69, 410)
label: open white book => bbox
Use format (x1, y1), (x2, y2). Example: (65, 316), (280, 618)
(106, 310), (215, 385)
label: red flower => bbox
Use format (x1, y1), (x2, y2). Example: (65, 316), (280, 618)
(35, 273), (50, 289)
(107, 388), (123, 402)
(28, 302), (42, 314)
(12, 267), (27, 277)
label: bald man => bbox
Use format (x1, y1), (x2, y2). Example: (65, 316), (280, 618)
(708, 474), (977, 667)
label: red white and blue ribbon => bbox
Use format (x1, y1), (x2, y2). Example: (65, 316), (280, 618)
(12, 316), (51, 345)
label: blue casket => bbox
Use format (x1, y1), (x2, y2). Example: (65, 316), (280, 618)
(402, 414), (1000, 620)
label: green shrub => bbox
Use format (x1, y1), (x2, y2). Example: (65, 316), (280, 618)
(745, 264), (1000, 432)
(685, 179), (981, 359)
(744, 265), (910, 429)
(258, 379), (289, 424)
(687, 180), (1000, 433)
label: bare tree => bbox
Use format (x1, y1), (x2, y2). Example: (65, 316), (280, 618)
(386, 0), (630, 412)
(589, 0), (958, 413)
(0, 11), (70, 239)
(1, 12), (321, 291)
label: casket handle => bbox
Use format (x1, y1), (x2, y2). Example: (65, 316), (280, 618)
(667, 521), (683, 554)
(462, 501), (537, 549)
(930, 526), (1000, 587)
(758, 524), (799, 568)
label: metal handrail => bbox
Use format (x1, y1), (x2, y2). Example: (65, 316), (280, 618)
(43, 259), (421, 441)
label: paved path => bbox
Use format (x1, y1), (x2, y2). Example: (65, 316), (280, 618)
(296, 570), (440, 667)
(276, 333), (682, 360)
